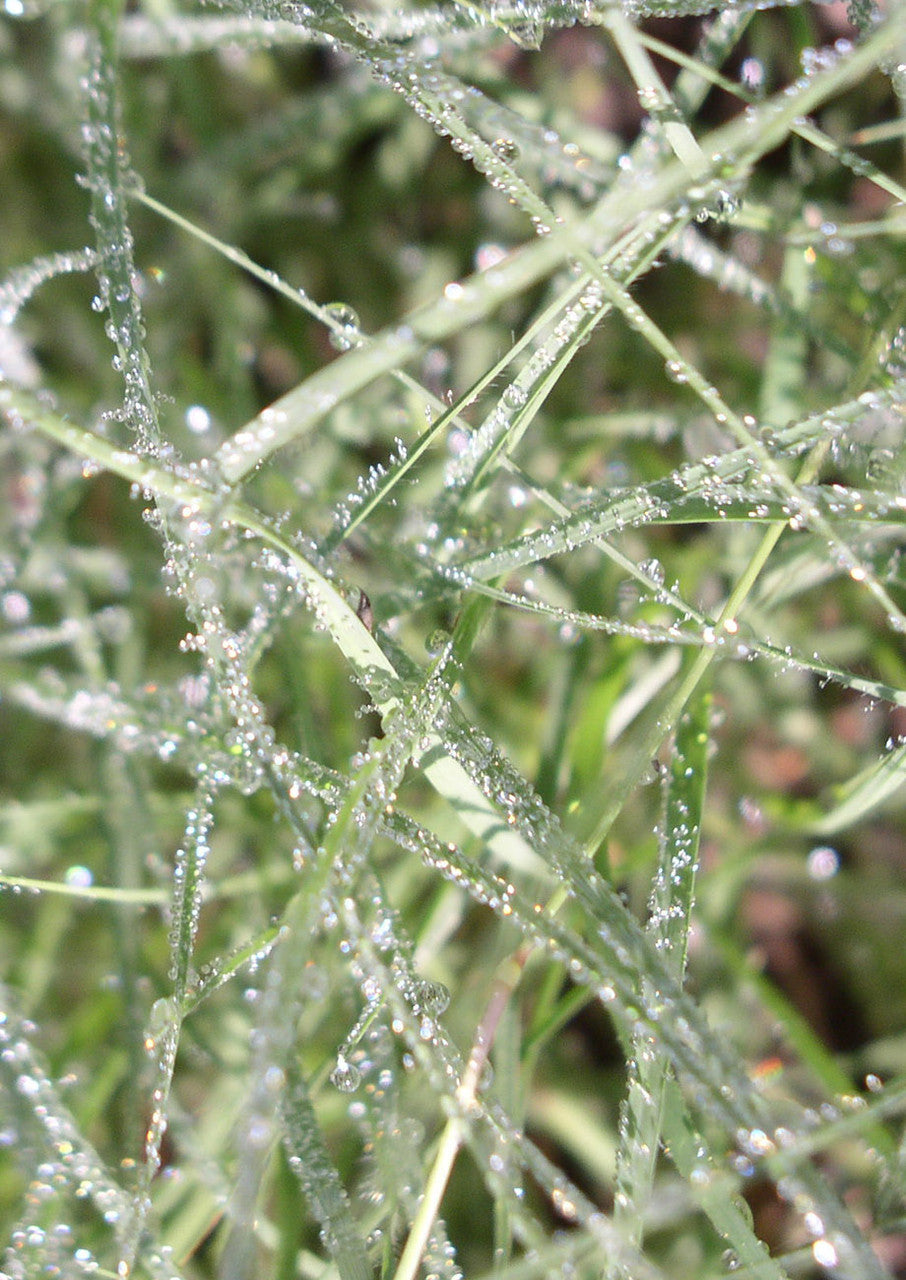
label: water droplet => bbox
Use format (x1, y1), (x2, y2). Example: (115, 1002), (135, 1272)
(491, 137), (519, 162)
(64, 865), (93, 888)
(508, 19), (543, 49)
(324, 302), (361, 352)
(414, 980), (451, 1015)
(806, 846), (839, 880)
(475, 242), (507, 271)
(185, 404), (211, 435)
(740, 57), (765, 92)
(1, 590), (30, 623)
(812, 1239), (839, 1268)
(330, 1056), (362, 1093)
(639, 558), (665, 588)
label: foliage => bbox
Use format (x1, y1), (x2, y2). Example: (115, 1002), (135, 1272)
(2, 0), (906, 1277)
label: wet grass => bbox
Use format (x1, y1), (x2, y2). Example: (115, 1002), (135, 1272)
(2, 1), (906, 1278)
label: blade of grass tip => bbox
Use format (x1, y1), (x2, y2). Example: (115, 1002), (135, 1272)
(180, 924), (283, 1015)
(0, 249), (100, 326)
(793, 117), (906, 206)
(328, 342), (534, 553)
(851, 117), (906, 144)
(611, 686), (712, 1267)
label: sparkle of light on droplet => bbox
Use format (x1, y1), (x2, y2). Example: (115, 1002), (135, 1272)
(475, 243), (507, 271)
(1, 591), (30, 623)
(185, 404), (212, 435)
(806, 846), (839, 880)
(812, 1239), (838, 1268)
(64, 865), (93, 888)
(740, 56), (764, 89)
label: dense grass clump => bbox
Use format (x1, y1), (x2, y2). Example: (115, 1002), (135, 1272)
(2, 0), (906, 1277)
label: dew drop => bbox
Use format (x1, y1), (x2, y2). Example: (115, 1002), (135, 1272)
(185, 404), (212, 435)
(740, 57), (765, 92)
(324, 302), (361, 352)
(812, 1239), (839, 1268)
(639, 558), (665, 588)
(64, 865), (93, 888)
(508, 19), (543, 49)
(414, 979), (451, 1016)
(330, 1056), (362, 1093)
(491, 137), (520, 162)
(806, 846), (839, 880)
